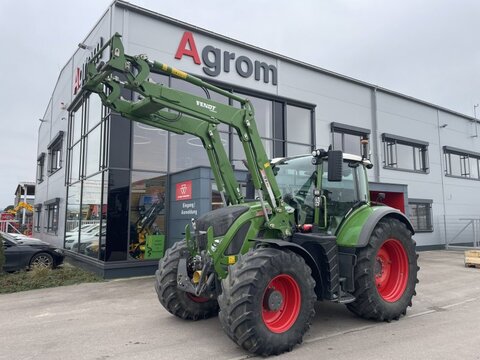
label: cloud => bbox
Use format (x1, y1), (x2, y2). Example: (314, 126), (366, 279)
(0, 0), (478, 208)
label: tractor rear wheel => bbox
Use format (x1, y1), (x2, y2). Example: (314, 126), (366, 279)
(218, 247), (316, 356)
(347, 218), (419, 321)
(155, 240), (218, 320)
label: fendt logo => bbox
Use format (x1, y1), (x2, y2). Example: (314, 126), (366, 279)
(175, 32), (278, 85)
(196, 100), (217, 113)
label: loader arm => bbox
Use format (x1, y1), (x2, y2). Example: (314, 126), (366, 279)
(79, 33), (292, 237)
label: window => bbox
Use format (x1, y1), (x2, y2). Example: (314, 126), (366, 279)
(274, 156), (317, 224)
(129, 172), (167, 260)
(133, 122), (168, 172)
(36, 153), (45, 183)
(78, 173), (105, 258)
(87, 94), (103, 131)
(238, 94), (273, 138)
(230, 94), (274, 170)
(45, 199), (60, 233)
(34, 205), (42, 232)
(444, 146), (480, 179)
(286, 105), (313, 156)
(408, 199), (433, 232)
(331, 122), (370, 157)
(85, 124), (102, 176)
(382, 134), (428, 173)
(47, 131), (64, 174)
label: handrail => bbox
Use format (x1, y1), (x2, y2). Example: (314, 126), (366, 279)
(447, 218), (480, 249)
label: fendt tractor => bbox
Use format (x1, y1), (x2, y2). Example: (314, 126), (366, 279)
(81, 34), (419, 356)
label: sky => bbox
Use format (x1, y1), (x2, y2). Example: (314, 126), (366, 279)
(0, 0), (479, 209)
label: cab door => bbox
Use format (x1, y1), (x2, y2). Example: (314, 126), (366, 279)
(318, 160), (369, 234)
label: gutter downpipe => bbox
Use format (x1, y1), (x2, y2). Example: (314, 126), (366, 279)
(371, 87), (380, 182)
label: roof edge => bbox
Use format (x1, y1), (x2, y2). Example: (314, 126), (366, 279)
(115, 0), (477, 122)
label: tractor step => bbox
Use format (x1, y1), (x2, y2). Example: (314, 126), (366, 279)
(337, 293), (356, 304)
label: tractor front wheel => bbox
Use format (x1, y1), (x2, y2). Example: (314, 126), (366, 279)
(218, 247), (316, 356)
(155, 240), (218, 320)
(347, 218), (419, 321)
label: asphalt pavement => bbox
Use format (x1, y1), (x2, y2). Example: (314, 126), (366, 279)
(1, 250), (479, 360)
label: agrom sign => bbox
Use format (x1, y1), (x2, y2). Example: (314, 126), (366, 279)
(175, 32), (278, 85)
(73, 37), (105, 95)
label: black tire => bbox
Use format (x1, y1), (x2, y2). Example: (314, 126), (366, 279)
(154, 240), (218, 320)
(347, 217), (419, 321)
(218, 247), (316, 356)
(30, 252), (54, 269)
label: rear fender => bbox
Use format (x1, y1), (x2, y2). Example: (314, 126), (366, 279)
(337, 205), (415, 247)
(358, 207), (414, 247)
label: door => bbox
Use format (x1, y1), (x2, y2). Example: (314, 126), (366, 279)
(320, 160), (369, 234)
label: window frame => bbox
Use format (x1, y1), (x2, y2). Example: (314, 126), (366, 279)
(408, 198), (433, 233)
(34, 204), (42, 232)
(444, 146), (480, 180)
(331, 122), (370, 157)
(382, 133), (429, 174)
(47, 131), (64, 175)
(44, 198), (60, 234)
(37, 153), (45, 183)
(285, 104), (314, 157)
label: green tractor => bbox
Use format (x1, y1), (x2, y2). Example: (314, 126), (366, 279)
(81, 34), (419, 356)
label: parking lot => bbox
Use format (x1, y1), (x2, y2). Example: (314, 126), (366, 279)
(1, 250), (479, 360)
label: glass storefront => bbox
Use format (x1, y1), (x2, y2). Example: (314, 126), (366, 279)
(79, 173), (105, 259)
(132, 122), (168, 172)
(66, 94), (108, 259)
(129, 172), (167, 260)
(65, 73), (315, 265)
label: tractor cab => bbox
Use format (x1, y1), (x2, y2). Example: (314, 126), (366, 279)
(272, 152), (372, 235)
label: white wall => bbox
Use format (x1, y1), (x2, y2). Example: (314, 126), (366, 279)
(35, 2), (480, 249)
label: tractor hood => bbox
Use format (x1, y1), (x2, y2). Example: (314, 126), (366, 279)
(194, 205), (251, 250)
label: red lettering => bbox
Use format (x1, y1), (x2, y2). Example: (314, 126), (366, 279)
(73, 67), (82, 95)
(175, 31), (201, 65)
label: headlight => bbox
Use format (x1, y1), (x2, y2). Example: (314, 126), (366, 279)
(54, 248), (64, 254)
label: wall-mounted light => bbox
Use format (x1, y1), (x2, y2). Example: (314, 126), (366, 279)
(78, 43), (92, 50)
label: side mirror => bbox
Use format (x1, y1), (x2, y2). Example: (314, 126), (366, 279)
(327, 150), (343, 182)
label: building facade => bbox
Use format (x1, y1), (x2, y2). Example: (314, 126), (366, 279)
(34, 1), (480, 276)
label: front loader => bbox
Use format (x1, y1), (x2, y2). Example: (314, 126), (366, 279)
(80, 33), (419, 356)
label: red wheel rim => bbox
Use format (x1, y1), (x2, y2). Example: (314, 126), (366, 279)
(375, 239), (409, 302)
(261, 274), (301, 333)
(186, 293), (210, 303)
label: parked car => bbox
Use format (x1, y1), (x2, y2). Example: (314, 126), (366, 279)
(1, 232), (64, 272)
(64, 224), (103, 250)
(71, 225), (106, 254)
(65, 223), (98, 238)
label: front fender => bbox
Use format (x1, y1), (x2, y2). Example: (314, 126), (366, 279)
(253, 238), (324, 299)
(337, 205), (415, 248)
